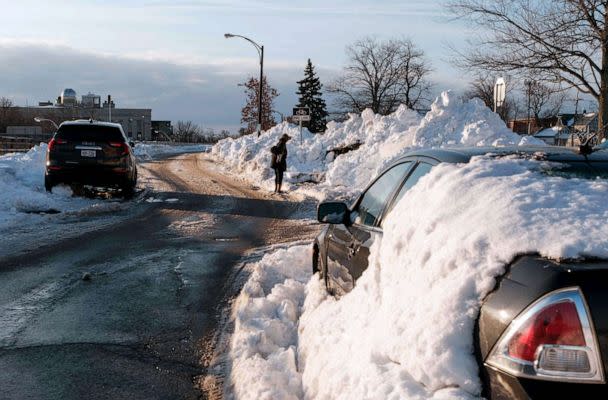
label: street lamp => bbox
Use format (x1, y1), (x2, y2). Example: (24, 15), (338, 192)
(225, 33), (264, 137)
(34, 117), (59, 130)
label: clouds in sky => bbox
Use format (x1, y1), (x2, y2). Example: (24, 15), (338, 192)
(0, 1), (470, 130)
(0, 39), (318, 130)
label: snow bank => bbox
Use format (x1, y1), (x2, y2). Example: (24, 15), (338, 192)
(134, 143), (210, 160)
(227, 155), (608, 399)
(413, 93), (523, 148)
(0, 144), (98, 229)
(0, 141), (209, 230)
(228, 246), (310, 400)
(0, 145), (116, 226)
(212, 105), (421, 197)
(213, 92), (541, 199)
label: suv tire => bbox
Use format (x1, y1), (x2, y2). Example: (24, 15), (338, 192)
(44, 175), (55, 193)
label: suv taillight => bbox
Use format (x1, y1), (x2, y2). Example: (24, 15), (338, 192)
(48, 138), (67, 151)
(109, 142), (129, 155)
(486, 287), (604, 383)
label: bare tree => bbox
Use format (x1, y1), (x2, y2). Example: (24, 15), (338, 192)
(0, 97), (14, 132)
(0, 97), (12, 109)
(328, 37), (433, 114)
(448, 0), (608, 138)
(463, 74), (520, 121)
(0, 97), (29, 133)
(526, 80), (566, 123)
(174, 120), (201, 143)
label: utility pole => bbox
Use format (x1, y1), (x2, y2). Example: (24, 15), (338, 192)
(572, 91), (580, 147)
(525, 79), (532, 135)
(259, 45), (264, 137)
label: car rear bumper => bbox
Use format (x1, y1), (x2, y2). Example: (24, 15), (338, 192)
(46, 165), (133, 187)
(484, 365), (608, 399)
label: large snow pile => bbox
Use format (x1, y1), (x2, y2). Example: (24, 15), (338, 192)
(0, 144), (108, 230)
(213, 104), (421, 193)
(229, 246), (310, 400)
(213, 92), (540, 199)
(227, 155), (608, 399)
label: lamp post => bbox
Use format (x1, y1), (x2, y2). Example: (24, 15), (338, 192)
(141, 115), (146, 141)
(34, 117), (59, 130)
(225, 33), (264, 137)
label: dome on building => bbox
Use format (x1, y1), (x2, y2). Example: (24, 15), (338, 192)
(60, 88), (77, 106)
(61, 88), (76, 98)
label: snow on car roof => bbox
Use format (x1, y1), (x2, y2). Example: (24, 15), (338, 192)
(398, 145), (608, 164)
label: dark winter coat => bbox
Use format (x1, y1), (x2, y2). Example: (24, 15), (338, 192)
(271, 141), (288, 171)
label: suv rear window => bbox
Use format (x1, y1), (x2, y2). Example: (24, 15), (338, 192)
(56, 125), (125, 142)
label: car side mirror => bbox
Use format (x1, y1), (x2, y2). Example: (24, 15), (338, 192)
(129, 141), (135, 148)
(318, 202), (350, 225)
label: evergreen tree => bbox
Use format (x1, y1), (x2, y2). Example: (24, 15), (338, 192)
(240, 76), (279, 135)
(296, 59), (328, 133)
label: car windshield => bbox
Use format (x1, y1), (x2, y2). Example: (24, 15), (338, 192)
(56, 125), (124, 142)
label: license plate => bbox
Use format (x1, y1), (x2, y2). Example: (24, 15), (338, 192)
(81, 150), (96, 158)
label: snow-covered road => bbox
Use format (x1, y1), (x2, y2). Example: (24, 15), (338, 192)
(0, 151), (319, 400)
(0, 143), (210, 258)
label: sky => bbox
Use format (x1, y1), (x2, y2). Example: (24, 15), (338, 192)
(0, 0), (476, 132)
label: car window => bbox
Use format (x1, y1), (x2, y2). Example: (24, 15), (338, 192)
(391, 162), (434, 207)
(354, 162), (412, 226)
(539, 161), (608, 180)
(56, 125), (125, 142)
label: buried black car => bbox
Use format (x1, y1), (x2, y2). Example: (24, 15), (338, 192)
(312, 146), (608, 399)
(45, 120), (138, 197)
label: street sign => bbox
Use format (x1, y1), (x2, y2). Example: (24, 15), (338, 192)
(293, 107), (311, 144)
(292, 115), (311, 122)
(292, 107), (311, 122)
(494, 77), (506, 112)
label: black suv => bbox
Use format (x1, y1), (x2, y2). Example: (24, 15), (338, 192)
(45, 120), (138, 197)
(313, 146), (608, 399)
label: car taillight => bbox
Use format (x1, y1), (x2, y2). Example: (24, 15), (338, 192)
(109, 142), (129, 155)
(48, 138), (67, 151)
(508, 301), (585, 361)
(486, 287), (604, 383)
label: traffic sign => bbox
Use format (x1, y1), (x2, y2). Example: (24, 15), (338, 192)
(292, 107), (311, 122)
(292, 115), (311, 122)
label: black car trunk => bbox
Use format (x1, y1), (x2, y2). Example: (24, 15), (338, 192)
(565, 264), (608, 378)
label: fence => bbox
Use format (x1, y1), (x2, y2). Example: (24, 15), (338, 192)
(0, 136), (43, 155)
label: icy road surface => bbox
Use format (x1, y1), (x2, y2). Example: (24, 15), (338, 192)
(0, 153), (318, 400)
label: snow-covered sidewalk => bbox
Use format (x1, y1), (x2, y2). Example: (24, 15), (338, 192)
(226, 155), (608, 400)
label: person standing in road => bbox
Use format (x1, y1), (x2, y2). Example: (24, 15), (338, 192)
(270, 134), (291, 193)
